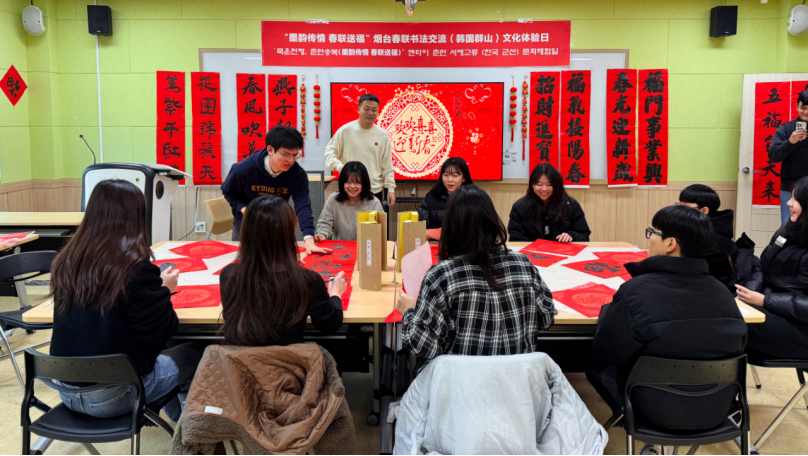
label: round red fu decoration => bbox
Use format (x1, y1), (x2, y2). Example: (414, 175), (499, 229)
(2, 65), (27, 106)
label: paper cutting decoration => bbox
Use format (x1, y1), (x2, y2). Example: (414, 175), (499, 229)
(153, 257), (209, 273)
(2, 65), (27, 106)
(156, 71), (186, 184)
(236, 74), (267, 162)
(171, 285), (221, 309)
(522, 251), (567, 267)
(521, 239), (586, 257)
(563, 259), (627, 279)
(606, 69), (638, 188)
(593, 251), (648, 265)
(191, 72), (222, 185)
(553, 282), (617, 318)
(168, 240), (239, 259)
(530, 71), (561, 172)
(638, 70), (669, 187)
(559, 70), (591, 188)
(267, 75), (298, 132)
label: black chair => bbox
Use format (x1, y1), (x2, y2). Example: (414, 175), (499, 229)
(747, 357), (808, 450)
(604, 356), (750, 455)
(0, 251), (57, 387)
(22, 349), (178, 455)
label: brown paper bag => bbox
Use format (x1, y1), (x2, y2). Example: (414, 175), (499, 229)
(397, 211), (427, 272)
(358, 211), (383, 291)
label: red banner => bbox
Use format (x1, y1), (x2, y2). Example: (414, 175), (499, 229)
(792, 80), (808, 120)
(606, 69), (638, 187)
(638, 70), (669, 187)
(559, 70), (590, 188)
(267, 75), (298, 133)
(236, 74), (266, 162)
(156, 71), (186, 184)
(753, 82), (788, 206)
(261, 21), (570, 67)
(529, 71), (560, 173)
(191, 72), (222, 185)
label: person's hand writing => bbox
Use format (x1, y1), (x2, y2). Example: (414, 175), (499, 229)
(789, 130), (808, 145)
(396, 289), (416, 314)
(735, 284), (765, 306)
(556, 233), (573, 243)
(161, 266), (180, 293)
(328, 272), (347, 298)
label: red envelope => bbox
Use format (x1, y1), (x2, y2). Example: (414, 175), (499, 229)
(521, 239), (586, 257)
(153, 257), (209, 273)
(341, 285), (353, 311)
(384, 309), (403, 323)
(553, 282), (617, 318)
(594, 251), (648, 265)
(563, 259), (627, 279)
(169, 240), (239, 259)
(171, 285), (221, 309)
(522, 251), (567, 267)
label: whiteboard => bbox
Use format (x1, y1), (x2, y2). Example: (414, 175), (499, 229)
(202, 50), (627, 180)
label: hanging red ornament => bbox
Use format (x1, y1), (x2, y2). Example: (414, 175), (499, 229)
(509, 77), (518, 142)
(314, 75), (321, 139)
(521, 76), (529, 161)
(300, 76), (306, 157)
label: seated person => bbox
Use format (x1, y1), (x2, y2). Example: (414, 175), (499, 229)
(397, 185), (555, 362)
(508, 163), (590, 242)
(315, 161), (383, 242)
(50, 179), (202, 422)
(588, 205), (747, 431)
(736, 175), (808, 360)
(220, 195), (345, 346)
(417, 157), (473, 230)
(679, 183), (739, 292)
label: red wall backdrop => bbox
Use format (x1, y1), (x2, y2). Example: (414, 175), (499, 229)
(331, 83), (503, 181)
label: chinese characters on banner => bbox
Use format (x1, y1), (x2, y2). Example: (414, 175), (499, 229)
(559, 70), (591, 188)
(791, 80), (808, 120)
(261, 21), (571, 67)
(191, 72), (222, 185)
(530, 71), (560, 172)
(606, 69), (638, 187)
(267, 75), (298, 132)
(753, 82), (788, 206)
(156, 71), (186, 184)
(236, 74), (267, 162)
(1, 65), (27, 106)
(638, 70), (669, 187)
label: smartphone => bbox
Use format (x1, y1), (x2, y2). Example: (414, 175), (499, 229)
(158, 263), (176, 273)
(797, 121), (806, 131)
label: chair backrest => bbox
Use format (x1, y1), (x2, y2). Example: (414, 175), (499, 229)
(0, 250), (58, 283)
(24, 349), (143, 394)
(204, 197), (235, 236)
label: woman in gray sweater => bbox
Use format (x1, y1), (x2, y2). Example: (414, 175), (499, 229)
(315, 161), (383, 241)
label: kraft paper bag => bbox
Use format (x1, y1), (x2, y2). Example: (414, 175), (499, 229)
(397, 211), (426, 272)
(358, 211), (383, 291)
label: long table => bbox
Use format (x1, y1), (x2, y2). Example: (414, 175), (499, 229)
(0, 212), (83, 254)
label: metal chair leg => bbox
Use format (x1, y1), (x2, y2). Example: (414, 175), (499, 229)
(750, 366), (761, 389)
(132, 432), (141, 455)
(686, 446), (699, 455)
(144, 408), (175, 438)
(797, 368), (808, 409)
(229, 440), (240, 455)
(754, 380), (808, 448)
(0, 328), (23, 388)
(626, 434), (635, 455)
(604, 413), (624, 430)
(741, 430), (750, 455)
(672, 446), (679, 455)
(82, 443), (100, 455)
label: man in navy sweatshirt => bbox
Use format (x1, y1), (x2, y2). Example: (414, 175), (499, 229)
(221, 126), (329, 254)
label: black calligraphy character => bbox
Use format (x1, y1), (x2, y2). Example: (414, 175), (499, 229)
(565, 117), (584, 137)
(762, 88), (782, 105)
(275, 120), (292, 128)
(534, 96), (555, 118)
(612, 137), (631, 159)
(528, 253), (550, 261)
(643, 71), (665, 93)
(535, 74), (556, 95)
(611, 71), (634, 94)
(199, 165), (217, 181)
(644, 163), (664, 184)
(566, 72), (586, 94)
(761, 181), (779, 201)
(164, 74), (181, 93)
(6, 76), (21, 98)
(612, 162), (634, 183)
(762, 112), (782, 129)
(645, 139), (662, 161)
(275, 99), (293, 116)
(312, 260), (340, 280)
(584, 262), (623, 274)
(163, 97), (184, 116)
(535, 120), (554, 140)
(612, 94), (632, 115)
(567, 140), (585, 160)
(199, 121), (217, 139)
(273, 76), (296, 96)
(163, 122), (179, 139)
(240, 121), (263, 138)
(242, 141), (258, 160)
(566, 162), (587, 184)
(535, 140), (553, 162)
(567, 95), (585, 115)
(162, 143), (181, 159)
(200, 98), (217, 115)
(240, 75), (263, 95)
(197, 76), (218, 92)
(761, 160), (780, 177)
(244, 99), (264, 115)
(611, 118), (630, 136)
(646, 116), (662, 139)
(197, 143), (216, 159)
(644, 95), (663, 115)
(764, 134), (773, 153)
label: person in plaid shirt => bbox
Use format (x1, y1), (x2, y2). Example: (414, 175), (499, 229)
(397, 185), (555, 362)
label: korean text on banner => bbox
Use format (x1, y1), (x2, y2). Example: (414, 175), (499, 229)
(638, 70), (669, 187)
(753, 82), (789, 206)
(191, 72), (222, 185)
(236, 74), (267, 162)
(559, 70), (591, 188)
(606, 69), (638, 188)
(530, 72), (561, 172)
(156, 71), (186, 184)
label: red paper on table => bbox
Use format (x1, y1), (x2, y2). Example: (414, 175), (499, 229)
(753, 81), (788, 206)
(212, 262), (235, 276)
(792, 80), (808, 120)
(153, 257), (209, 273)
(313, 240), (357, 260)
(594, 250), (648, 265)
(522, 251), (567, 267)
(156, 71), (186, 184)
(236, 74), (267, 162)
(1, 65), (27, 106)
(563, 258), (627, 279)
(553, 282), (617, 318)
(426, 228), (442, 241)
(341, 285), (352, 311)
(191, 72), (222, 185)
(431, 246), (440, 265)
(171, 285), (221, 309)
(638, 70), (669, 187)
(298, 245), (306, 253)
(267, 75), (298, 131)
(169, 240), (239, 259)
(303, 255), (356, 282)
(0, 232), (33, 249)
(559, 70), (590, 188)
(606, 69), (638, 188)
(530, 71), (561, 172)
(521, 239), (586, 257)
(619, 273), (633, 282)
(384, 309), (403, 323)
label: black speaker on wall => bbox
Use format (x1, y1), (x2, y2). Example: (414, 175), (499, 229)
(87, 5), (112, 36)
(710, 6), (737, 37)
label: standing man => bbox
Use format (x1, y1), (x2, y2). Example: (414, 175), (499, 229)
(769, 90), (808, 225)
(324, 93), (396, 209)
(221, 126), (329, 254)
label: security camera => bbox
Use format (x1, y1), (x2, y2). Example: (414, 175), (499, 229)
(22, 5), (45, 36)
(789, 5), (808, 36)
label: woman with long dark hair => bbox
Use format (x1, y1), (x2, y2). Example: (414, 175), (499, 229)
(417, 157), (473, 229)
(736, 175), (808, 359)
(220, 195), (345, 346)
(397, 185), (555, 362)
(315, 161), (383, 241)
(50, 180), (201, 422)
(508, 163), (590, 242)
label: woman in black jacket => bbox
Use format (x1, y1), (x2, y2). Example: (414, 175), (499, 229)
(220, 195), (345, 346)
(736, 175), (808, 359)
(418, 157), (473, 230)
(508, 163), (590, 242)
(50, 180), (202, 422)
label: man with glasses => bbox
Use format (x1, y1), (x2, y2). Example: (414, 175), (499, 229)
(222, 126), (329, 254)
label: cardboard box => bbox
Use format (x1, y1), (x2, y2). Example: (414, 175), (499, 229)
(397, 211), (427, 272)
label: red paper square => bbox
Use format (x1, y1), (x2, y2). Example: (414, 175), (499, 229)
(522, 251), (567, 267)
(594, 251), (648, 265)
(2, 65), (27, 106)
(553, 282), (617, 318)
(384, 309), (403, 323)
(171, 285), (221, 309)
(563, 259), (627, 279)
(168, 241), (239, 259)
(521, 239), (586, 257)
(153, 257), (209, 273)
(341, 285), (352, 311)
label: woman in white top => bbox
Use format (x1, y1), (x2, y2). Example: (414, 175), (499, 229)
(315, 161), (383, 242)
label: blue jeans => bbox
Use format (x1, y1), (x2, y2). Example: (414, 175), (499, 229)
(781, 190), (792, 226)
(56, 343), (202, 423)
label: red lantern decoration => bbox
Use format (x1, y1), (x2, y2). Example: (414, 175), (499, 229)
(314, 75), (321, 139)
(300, 76), (306, 157)
(509, 77), (517, 142)
(521, 76), (529, 161)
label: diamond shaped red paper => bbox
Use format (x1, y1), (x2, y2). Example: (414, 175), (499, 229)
(2, 65), (27, 106)
(153, 257), (209, 273)
(169, 240), (239, 259)
(171, 284), (221, 309)
(553, 282), (617, 318)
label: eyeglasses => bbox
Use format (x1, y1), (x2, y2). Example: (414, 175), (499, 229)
(645, 227), (663, 239)
(277, 151), (302, 162)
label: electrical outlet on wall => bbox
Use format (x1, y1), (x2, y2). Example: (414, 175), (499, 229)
(195, 222), (206, 233)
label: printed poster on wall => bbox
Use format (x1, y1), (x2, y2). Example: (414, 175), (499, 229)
(529, 71), (560, 173)
(638, 70), (669, 187)
(236, 74), (267, 162)
(267, 75), (298, 132)
(606, 69), (638, 188)
(753, 81), (788, 207)
(191, 72), (222, 185)
(559, 70), (591, 188)
(156, 71), (186, 185)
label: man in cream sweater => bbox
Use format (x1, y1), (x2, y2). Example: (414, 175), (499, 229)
(324, 94), (396, 209)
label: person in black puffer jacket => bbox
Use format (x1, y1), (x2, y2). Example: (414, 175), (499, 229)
(736, 176), (808, 360)
(418, 157), (473, 230)
(508, 163), (590, 242)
